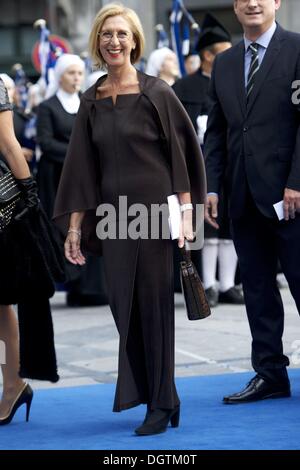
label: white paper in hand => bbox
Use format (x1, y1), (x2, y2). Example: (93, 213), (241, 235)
(196, 114), (208, 145)
(167, 194), (181, 240)
(273, 200), (284, 221)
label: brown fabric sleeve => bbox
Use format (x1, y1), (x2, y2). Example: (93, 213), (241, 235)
(146, 79), (206, 205)
(144, 77), (206, 238)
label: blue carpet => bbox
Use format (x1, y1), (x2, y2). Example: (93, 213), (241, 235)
(1, 370), (300, 450)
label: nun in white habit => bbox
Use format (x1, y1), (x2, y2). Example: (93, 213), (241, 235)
(145, 47), (179, 86)
(37, 53), (85, 219)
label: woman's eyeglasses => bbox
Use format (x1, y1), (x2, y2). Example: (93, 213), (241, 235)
(98, 31), (132, 43)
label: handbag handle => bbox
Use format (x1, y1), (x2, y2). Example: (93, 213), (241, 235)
(179, 246), (191, 264)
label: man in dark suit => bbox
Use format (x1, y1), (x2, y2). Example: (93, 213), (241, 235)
(204, 0), (300, 403)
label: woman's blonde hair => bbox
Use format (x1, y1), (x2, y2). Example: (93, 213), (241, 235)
(89, 2), (145, 69)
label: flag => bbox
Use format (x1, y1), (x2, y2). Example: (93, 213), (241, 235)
(155, 24), (170, 49)
(12, 64), (28, 111)
(34, 19), (63, 88)
(170, 0), (200, 77)
(170, 0), (185, 77)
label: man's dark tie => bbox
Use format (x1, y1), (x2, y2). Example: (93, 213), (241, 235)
(246, 43), (259, 100)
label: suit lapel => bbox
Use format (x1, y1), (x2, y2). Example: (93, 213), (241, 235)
(246, 25), (285, 115)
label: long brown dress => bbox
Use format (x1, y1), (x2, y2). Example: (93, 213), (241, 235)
(54, 71), (206, 412)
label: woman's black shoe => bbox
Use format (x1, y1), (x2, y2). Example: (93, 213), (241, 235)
(135, 405), (180, 436)
(0, 383), (33, 426)
(141, 404), (151, 425)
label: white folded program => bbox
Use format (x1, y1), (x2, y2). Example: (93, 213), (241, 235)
(196, 114), (208, 145)
(167, 194), (181, 240)
(273, 200), (284, 220)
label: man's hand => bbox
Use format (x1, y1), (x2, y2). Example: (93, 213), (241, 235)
(205, 194), (219, 229)
(283, 188), (300, 221)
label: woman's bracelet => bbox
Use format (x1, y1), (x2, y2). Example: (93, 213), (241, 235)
(180, 203), (193, 212)
(68, 229), (82, 237)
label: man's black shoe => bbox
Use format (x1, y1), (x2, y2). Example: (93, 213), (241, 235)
(223, 375), (291, 404)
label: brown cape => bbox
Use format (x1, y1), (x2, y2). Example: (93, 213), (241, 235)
(53, 71), (206, 254)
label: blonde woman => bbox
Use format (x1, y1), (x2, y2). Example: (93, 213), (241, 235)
(54, 3), (206, 435)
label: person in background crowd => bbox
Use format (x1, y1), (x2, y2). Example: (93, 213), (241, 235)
(184, 51), (201, 75)
(146, 46), (179, 86)
(0, 74), (34, 165)
(37, 54), (85, 222)
(85, 69), (106, 90)
(26, 80), (45, 114)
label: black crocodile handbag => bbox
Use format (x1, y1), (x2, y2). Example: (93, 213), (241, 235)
(180, 247), (211, 320)
(0, 160), (21, 233)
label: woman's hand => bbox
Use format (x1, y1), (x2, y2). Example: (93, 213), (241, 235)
(178, 209), (194, 248)
(64, 230), (86, 265)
